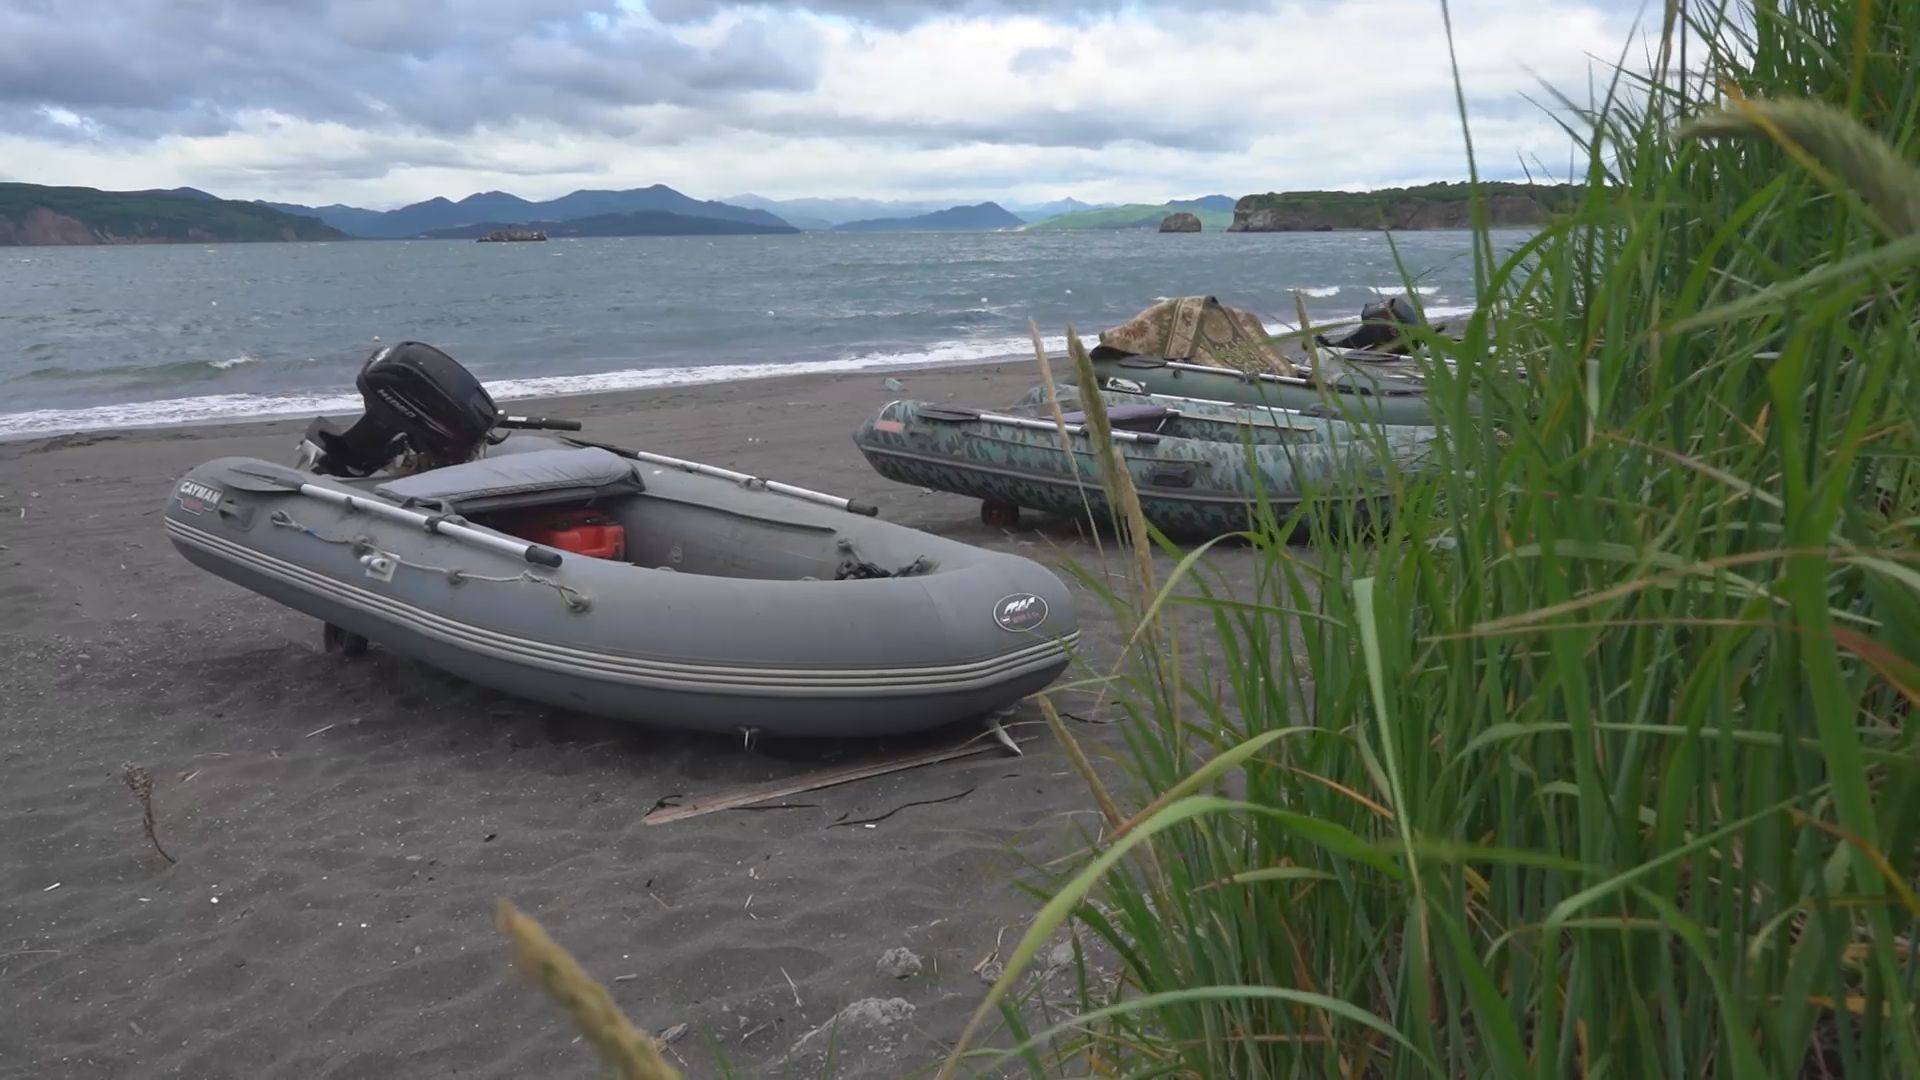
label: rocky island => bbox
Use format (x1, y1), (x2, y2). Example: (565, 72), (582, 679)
(477, 227), (547, 242)
(1229, 182), (1581, 231)
(0, 183), (342, 245)
(1159, 211), (1202, 232)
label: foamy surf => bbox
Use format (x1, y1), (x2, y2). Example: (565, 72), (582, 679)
(0, 332), (1092, 440)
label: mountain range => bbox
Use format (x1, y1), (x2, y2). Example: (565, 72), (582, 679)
(262, 185), (793, 238)
(725, 194), (948, 230)
(727, 193), (1112, 228)
(833, 202), (1026, 233)
(0, 180), (1191, 245)
(1012, 197), (1108, 221)
(2, 178), (1565, 246)
(422, 211), (798, 239)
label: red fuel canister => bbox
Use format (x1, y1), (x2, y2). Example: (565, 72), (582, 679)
(499, 509), (626, 561)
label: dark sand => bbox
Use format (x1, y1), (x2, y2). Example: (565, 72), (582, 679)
(0, 362), (1257, 1078)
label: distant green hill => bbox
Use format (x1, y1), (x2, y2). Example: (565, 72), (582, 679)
(1027, 197), (1235, 232)
(833, 202), (1025, 232)
(1231, 182), (1581, 231)
(0, 183), (343, 245)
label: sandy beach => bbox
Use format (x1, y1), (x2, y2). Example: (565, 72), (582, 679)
(0, 361), (1251, 1078)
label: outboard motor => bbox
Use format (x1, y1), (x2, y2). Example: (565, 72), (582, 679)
(301, 342), (499, 476)
(1316, 296), (1425, 354)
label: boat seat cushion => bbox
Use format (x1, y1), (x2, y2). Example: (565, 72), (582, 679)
(1060, 403), (1172, 431)
(375, 447), (643, 513)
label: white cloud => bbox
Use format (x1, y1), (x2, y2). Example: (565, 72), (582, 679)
(0, 0), (1632, 206)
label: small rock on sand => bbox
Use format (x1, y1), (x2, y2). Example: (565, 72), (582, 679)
(876, 946), (923, 978)
(1045, 941), (1076, 971)
(788, 997), (915, 1058)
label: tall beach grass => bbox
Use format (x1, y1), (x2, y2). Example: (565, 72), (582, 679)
(950, 0), (1919, 1074)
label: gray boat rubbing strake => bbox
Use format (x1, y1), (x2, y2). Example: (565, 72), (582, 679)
(164, 435), (1077, 738)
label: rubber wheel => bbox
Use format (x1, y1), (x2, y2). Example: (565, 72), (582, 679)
(980, 499), (1020, 528)
(323, 622), (370, 658)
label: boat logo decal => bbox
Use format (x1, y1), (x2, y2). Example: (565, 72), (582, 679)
(176, 479), (224, 515)
(993, 593), (1048, 633)
(873, 419), (906, 434)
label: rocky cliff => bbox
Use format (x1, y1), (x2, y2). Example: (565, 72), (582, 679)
(0, 183), (344, 245)
(1229, 182), (1580, 232)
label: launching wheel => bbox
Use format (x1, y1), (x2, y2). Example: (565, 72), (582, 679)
(323, 622), (370, 658)
(980, 499), (1021, 528)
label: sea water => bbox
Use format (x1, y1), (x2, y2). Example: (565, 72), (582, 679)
(0, 228), (1519, 438)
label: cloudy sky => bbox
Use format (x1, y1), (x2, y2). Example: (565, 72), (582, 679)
(0, 0), (1635, 208)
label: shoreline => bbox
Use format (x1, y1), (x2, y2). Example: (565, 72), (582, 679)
(0, 350), (1038, 445)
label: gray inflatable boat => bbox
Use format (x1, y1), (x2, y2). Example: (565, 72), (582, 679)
(164, 435), (1077, 738)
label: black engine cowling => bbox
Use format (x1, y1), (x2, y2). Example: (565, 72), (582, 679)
(1315, 296), (1424, 354)
(302, 342), (499, 476)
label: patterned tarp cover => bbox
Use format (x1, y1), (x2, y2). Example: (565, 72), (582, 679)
(1096, 295), (1295, 377)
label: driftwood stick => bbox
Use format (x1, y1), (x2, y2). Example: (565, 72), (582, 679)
(121, 765), (176, 864)
(643, 734), (1016, 825)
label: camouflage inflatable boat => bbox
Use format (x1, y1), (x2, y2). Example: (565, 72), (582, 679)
(1011, 383), (1437, 440)
(853, 398), (1437, 536)
(1090, 350), (1454, 426)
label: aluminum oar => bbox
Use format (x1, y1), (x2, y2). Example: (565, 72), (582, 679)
(225, 463), (565, 567)
(564, 437), (880, 516)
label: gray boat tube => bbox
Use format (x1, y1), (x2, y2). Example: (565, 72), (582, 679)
(163, 436), (1077, 738)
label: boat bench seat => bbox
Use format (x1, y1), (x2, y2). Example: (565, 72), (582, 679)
(1059, 404), (1172, 431)
(375, 447), (643, 513)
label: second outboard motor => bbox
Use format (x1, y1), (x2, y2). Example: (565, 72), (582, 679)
(301, 342), (499, 476)
(1316, 296), (1425, 354)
